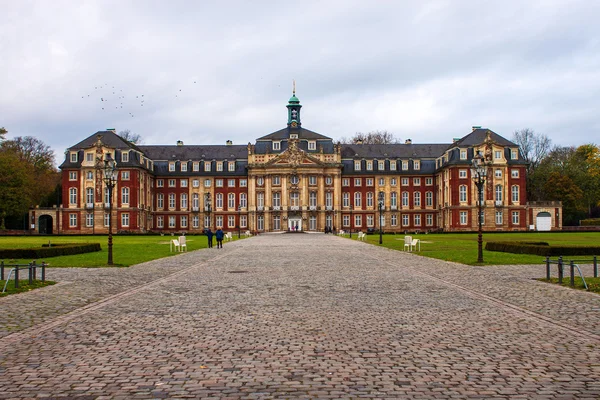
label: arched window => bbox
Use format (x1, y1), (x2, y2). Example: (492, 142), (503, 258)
(511, 185), (519, 203)
(240, 193), (247, 208)
(216, 193), (223, 208)
(366, 192), (374, 207)
(69, 187), (77, 205)
(181, 193), (188, 209)
(495, 185), (503, 202)
(354, 192), (362, 208)
(459, 185), (467, 202)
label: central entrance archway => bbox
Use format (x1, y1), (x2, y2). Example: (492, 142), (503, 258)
(38, 215), (53, 234)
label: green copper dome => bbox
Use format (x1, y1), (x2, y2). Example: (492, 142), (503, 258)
(288, 94), (300, 104)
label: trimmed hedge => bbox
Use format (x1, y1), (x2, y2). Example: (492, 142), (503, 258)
(581, 218), (600, 226)
(486, 241), (600, 256)
(0, 243), (101, 259)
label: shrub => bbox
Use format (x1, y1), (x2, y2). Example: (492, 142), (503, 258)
(486, 241), (600, 256)
(0, 243), (101, 259)
(581, 218), (600, 226)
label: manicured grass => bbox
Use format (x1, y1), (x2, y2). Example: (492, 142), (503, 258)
(0, 279), (56, 297)
(0, 235), (243, 268)
(539, 277), (600, 294)
(353, 231), (600, 265)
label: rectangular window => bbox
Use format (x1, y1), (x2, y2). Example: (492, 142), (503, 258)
(85, 213), (94, 227)
(181, 179), (188, 187)
(121, 171), (130, 180)
(193, 162), (199, 171)
(391, 178), (397, 186)
(366, 215), (374, 227)
(192, 215), (199, 228)
(69, 188), (77, 205)
(121, 152), (129, 162)
(354, 161), (361, 171)
(272, 192), (281, 207)
(228, 179), (235, 187)
(342, 192), (349, 207)
(121, 213), (129, 227)
(354, 215), (362, 227)
(228, 162), (235, 172)
(69, 213), (77, 227)
(511, 149), (518, 160)
(414, 160), (420, 170)
(204, 179), (211, 187)
(169, 162), (175, 172)
(343, 215), (350, 227)
(240, 179), (247, 187)
(272, 175), (280, 185)
(426, 214), (433, 226)
(414, 214), (421, 226)
(240, 215), (247, 228)
(192, 179), (199, 187)
(512, 211), (520, 224)
(228, 215), (235, 228)
(511, 169), (519, 178)
(157, 179), (164, 187)
(402, 214), (409, 226)
(204, 162), (211, 172)
(216, 215), (223, 228)
(495, 211), (503, 224)
(169, 193), (176, 209)
(325, 176), (333, 185)
(354, 178), (361, 186)
(460, 149), (467, 160)
(495, 150), (502, 160)
(401, 178), (409, 186)
(273, 215), (281, 230)
(157, 194), (164, 209)
(495, 169), (502, 178)
(425, 178), (433, 186)
(378, 178), (385, 186)
(308, 141), (316, 150)
(86, 171), (94, 180)
(70, 152), (78, 162)
(309, 176), (317, 185)
(391, 214), (397, 226)
(181, 163), (188, 172)
(460, 211), (468, 225)
(169, 216), (176, 228)
(69, 171), (77, 181)
(366, 178), (374, 187)
(459, 170), (467, 179)
(216, 179), (223, 187)
(157, 216), (164, 228)
(217, 162), (223, 172)
(426, 191), (433, 207)
(402, 161), (408, 170)
(413, 178), (421, 186)
(272, 141), (281, 150)
(86, 153), (94, 162)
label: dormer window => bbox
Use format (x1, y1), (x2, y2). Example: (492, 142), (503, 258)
(290, 134), (298, 139)
(366, 160), (373, 171)
(354, 160), (361, 171)
(460, 149), (467, 160)
(511, 149), (518, 160)
(70, 152), (78, 163)
(414, 160), (420, 170)
(228, 161), (235, 172)
(217, 162), (223, 172)
(390, 160), (397, 170)
(204, 162), (211, 172)
(169, 162), (175, 172)
(378, 160), (385, 171)
(273, 141), (281, 150)
(308, 141), (316, 150)
(402, 160), (408, 170)
(181, 163), (188, 172)
(121, 151), (129, 162)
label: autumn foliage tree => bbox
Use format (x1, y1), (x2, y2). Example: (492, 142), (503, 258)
(0, 133), (59, 229)
(338, 130), (401, 145)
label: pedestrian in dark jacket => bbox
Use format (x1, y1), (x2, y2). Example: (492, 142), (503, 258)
(215, 227), (224, 248)
(206, 228), (214, 248)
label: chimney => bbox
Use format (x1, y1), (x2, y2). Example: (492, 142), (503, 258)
(355, 139), (364, 145)
(453, 138), (460, 143)
(107, 128), (116, 132)
(226, 140), (233, 146)
(176, 140), (184, 146)
(472, 126), (482, 131)
(405, 139), (412, 145)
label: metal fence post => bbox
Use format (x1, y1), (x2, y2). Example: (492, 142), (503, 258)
(28, 262), (33, 284)
(14, 266), (19, 289)
(570, 260), (575, 287)
(42, 261), (46, 282)
(32, 260), (37, 281)
(558, 256), (563, 284)
(1, 260), (4, 281)
(546, 256), (550, 280)
(594, 256), (598, 278)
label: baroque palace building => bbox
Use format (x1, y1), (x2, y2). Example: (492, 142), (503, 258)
(30, 92), (562, 234)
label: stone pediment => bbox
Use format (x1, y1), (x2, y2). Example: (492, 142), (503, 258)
(265, 140), (325, 167)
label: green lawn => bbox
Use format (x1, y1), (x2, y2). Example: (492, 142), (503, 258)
(1, 279), (56, 297)
(0, 234), (242, 268)
(353, 231), (600, 265)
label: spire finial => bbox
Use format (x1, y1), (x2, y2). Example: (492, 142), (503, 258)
(293, 79), (296, 95)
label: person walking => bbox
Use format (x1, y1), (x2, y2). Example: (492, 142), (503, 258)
(206, 228), (214, 248)
(215, 227), (224, 248)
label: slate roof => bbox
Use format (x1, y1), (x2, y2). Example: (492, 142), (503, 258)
(137, 145), (247, 161)
(450, 128), (517, 148)
(256, 126), (332, 141)
(68, 130), (142, 152)
(340, 143), (450, 159)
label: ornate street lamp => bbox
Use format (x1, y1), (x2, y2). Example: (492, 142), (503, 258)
(102, 154), (118, 265)
(471, 151), (488, 263)
(378, 191), (385, 244)
(204, 192), (212, 231)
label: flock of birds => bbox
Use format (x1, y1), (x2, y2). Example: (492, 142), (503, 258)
(80, 80), (199, 117)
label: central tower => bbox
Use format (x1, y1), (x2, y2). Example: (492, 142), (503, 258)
(286, 81), (302, 128)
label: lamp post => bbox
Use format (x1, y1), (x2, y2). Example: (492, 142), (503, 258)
(205, 192), (212, 231)
(378, 191), (385, 244)
(102, 154), (118, 265)
(237, 205), (241, 238)
(471, 151), (488, 263)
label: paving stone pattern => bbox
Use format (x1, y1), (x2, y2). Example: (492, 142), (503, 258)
(1, 234), (599, 399)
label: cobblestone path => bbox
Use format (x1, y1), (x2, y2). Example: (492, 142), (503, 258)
(1, 234), (599, 399)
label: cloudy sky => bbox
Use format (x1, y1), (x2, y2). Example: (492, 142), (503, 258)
(2, 0), (599, 164)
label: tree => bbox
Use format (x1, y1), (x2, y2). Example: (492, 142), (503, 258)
(0, 136), (59, 229)
(0, 127), (6, 141)
(512, 128), (552, 201)
(119, 129), (142, 144)
(338, 130), (400, 145)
